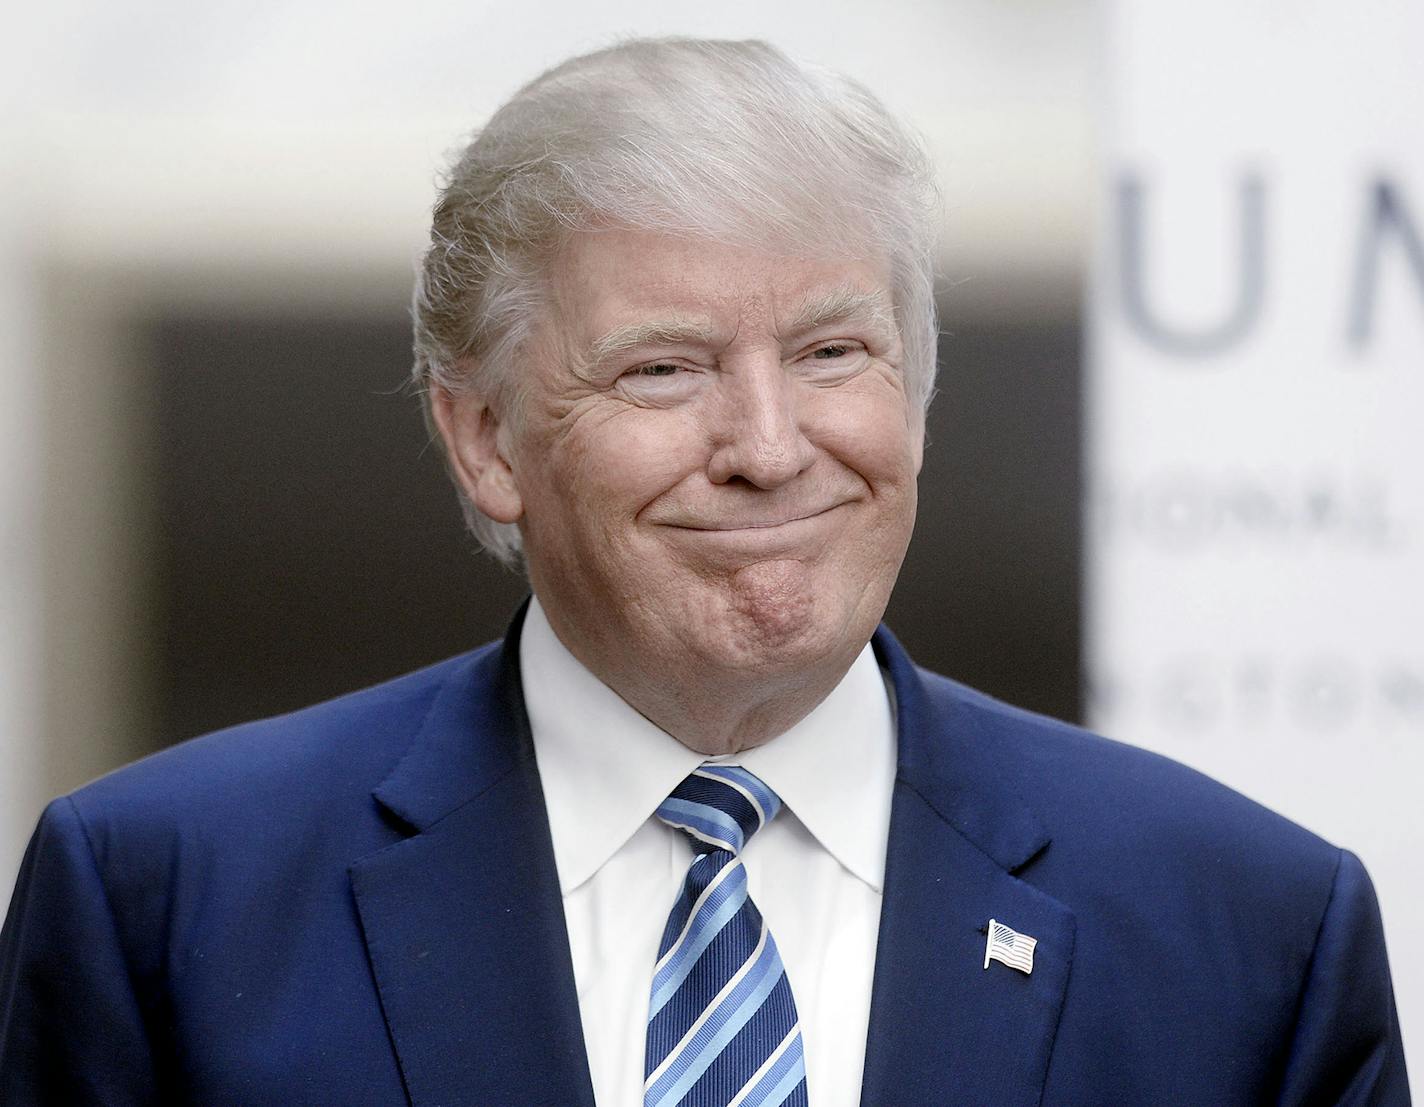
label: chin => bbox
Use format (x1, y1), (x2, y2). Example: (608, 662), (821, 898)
(693, 572), (870, 674)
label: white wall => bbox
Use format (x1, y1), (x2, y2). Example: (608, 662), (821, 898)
(1089, 0), (1422, 1082)
(0, 138), (45, 911)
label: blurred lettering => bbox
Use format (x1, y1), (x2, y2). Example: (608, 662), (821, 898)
(1118, 173), (1266, 355)
(1088, 657), (1424, 738)
(1092, 470), (1401, 551)
(1118, 174), (1423, 356)
(1348, 179), (1424, 348)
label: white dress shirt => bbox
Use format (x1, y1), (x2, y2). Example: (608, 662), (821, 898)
(521, 596), (897, 1107)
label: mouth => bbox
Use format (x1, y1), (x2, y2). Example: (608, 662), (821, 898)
(669, 504), (844, 532)
(653, 504), (854, 562)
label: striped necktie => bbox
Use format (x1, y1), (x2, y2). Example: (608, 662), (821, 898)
(644, 764), (808, 1107)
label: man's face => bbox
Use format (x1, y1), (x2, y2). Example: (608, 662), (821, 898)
(450, 227), (922, 692)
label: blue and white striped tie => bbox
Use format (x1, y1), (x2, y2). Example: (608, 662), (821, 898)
(644, 764), (808, 1107)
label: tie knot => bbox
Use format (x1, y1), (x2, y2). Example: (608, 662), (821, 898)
(655, 765), (782, 855)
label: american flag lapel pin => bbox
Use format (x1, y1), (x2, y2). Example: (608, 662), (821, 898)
(983, 918), (1036, 975)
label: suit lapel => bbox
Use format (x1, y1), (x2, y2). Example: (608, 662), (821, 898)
(350, 608), (596, 1107)
(860, 629), (1076, 1107)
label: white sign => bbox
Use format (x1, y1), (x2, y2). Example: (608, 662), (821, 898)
(1089, 1), (1423, 1081)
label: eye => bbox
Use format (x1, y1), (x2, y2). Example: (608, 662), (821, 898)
(615, 359), (704, 405)
(796, 340), (868, 382)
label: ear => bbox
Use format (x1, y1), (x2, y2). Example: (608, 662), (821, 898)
(430, 386), (524, 524)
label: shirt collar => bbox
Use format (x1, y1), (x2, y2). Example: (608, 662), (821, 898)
(521, 595), (896, 895)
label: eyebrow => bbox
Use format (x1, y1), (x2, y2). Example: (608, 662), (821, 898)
(586, 318), (718, 366)
(784, 286), (898, 338)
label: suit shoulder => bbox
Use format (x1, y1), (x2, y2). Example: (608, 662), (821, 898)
(919, 668), (1341, 878)
(65, 647), (491, 841)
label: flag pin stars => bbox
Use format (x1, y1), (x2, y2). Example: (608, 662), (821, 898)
(983, 918), (1036, 975)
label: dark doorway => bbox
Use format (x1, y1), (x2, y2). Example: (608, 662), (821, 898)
(147, 304), (1080, 751)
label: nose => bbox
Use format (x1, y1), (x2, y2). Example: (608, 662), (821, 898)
(705, 359), (817, 488)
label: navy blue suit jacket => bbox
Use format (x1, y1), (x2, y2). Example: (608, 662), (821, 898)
(1, 615), (1410, 1104)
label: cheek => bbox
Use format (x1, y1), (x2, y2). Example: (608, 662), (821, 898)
(812, 395), (920, 485)
(556, 413), (703, 534)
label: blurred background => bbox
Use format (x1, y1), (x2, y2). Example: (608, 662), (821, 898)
(1, 0), (1417, 1083)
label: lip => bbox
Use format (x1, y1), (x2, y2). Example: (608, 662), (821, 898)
(653, 505), (851, 560)
(665, 504), (844, 532)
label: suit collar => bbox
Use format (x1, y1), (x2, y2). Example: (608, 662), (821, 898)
(862, 626), (1074, 1107)
(370, 604), (534, 834)
(873, 624), (1051, 873)
(352, 601), (597, 1107)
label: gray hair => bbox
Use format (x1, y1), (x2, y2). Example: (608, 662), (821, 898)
(413, 37), (940, 564)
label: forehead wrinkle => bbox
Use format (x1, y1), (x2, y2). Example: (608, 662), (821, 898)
(783, 285), (897, 340)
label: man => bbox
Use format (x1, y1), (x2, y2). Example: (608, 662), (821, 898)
(0, 37), (1409, 1106)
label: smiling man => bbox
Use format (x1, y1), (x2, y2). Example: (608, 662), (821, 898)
(0, 37), (1409, 1107)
